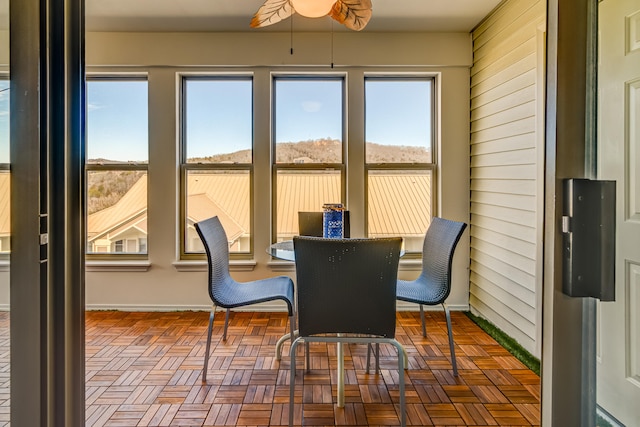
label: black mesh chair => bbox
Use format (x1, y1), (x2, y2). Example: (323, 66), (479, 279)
(396, 217), (467, 376)
(290, 236), (406, 427)
(195, 216), (295, 382)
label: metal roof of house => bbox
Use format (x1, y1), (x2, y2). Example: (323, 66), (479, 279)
(87, 175), (148, 239)
(187, 192), (244, 243)
(4, 171), (432, 241)
(368, 173), (432, 236)
(186, 172), (250, 233)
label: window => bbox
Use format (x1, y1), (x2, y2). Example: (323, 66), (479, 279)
(273, 76), (345, 241)
(181, 76), (253, 257)
(0, 79), (8, 255)
(139, 238), (147, 253)
(114, 238), (139, 253)
(86, 77), (149, 256)
(365, 77), (435, 252)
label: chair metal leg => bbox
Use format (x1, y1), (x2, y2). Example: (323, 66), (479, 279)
(290, 313), (296, 352)
(403, 346), (408, 369)
(443, 303), (458, 376)
(398, 346), (406, 426)
(365, 343), (381, 374)
(222, 308), (231, 341)
(289, 338), (301, 427)
(389, 339), (406, 427)
(305, 341), (310, 372)
(202, 306), (216, 382)
(337, 340), (345, 407)
(419, 304), (427, 337)
(289, 314), (295, 347)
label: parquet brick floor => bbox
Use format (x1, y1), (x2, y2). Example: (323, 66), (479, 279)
(0, 310), (541, 426)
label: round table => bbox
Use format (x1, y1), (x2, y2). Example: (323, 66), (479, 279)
(267, 240), (295, 261)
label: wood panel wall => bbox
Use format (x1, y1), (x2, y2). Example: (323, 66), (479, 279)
(470, 0), (546, 356)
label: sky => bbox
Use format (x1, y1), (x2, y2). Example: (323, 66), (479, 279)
(1, 78), (432, 164)
(274, 79), (343, 144)
(185, 79), (253, 159)
(87, 80), (149, 162)
(365, 80), (432, 148)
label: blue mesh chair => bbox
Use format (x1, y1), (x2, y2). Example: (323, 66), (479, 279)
(396, 217), (467, 376)
(195, 216), (295, 382)
(290, 236), (406, 427)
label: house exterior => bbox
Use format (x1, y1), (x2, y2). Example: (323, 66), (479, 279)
(87, 171), (432, 254)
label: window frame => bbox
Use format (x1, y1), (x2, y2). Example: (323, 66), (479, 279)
(179, 74), (255, 260)
(85, 75), (149, 260)
(271, 74), (347, 243)
(0, 77), (9, 260)
(363, 75), (437, 256)
(0, 166), (7, 260)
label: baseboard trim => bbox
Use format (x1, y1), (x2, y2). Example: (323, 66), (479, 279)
(86, 304), (214, 312)
(0, 302), (470, 312)
(397, 302), (469, 311)
(83, 302), (469, 312)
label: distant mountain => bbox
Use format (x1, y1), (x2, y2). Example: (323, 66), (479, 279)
(87, 170), (145, 214)
(364, 142), (430, 163)
(186, 138), (430, 164)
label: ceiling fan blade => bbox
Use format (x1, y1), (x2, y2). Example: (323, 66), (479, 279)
(250, 0), (295, 28)
(330, 0), (372, 31)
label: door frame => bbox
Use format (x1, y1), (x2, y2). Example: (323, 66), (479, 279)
(10, 0), (86, 425)
(543, 0), (599, 425)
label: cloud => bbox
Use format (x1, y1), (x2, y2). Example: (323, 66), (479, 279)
(87, 102), (104, 111)
(302, 101), (322, 113)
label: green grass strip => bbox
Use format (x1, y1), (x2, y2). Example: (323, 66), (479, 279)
(464, 311), (540, 376)
(464, 312), (622, 426)
(596, 414), (613, 427)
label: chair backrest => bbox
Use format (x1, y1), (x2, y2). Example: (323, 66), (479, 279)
(420, 217), (467, 302)
(293, 236), (402, 337)
(194, 216), (234, 304)
(298, 211), (350, 238)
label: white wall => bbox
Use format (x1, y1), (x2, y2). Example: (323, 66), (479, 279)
(469, 1), (546, 356)
(0, 30), (7, 66)
(1, 31), (473, 312)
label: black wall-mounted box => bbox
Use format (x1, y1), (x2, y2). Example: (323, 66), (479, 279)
(562, 178), (616, 301)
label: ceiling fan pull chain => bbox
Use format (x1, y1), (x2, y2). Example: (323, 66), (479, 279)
(290, 10), (294, 55)
(330, 20), (334, 68)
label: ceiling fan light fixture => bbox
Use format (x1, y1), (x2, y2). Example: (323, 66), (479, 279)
(290, 0), (336, 18)
(251, 0), (372, 31)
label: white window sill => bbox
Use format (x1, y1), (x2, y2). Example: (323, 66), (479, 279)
(3, 258), (417, 274)
(399, 259), (423, 271)
(86, 260), (152, 272)
(173, 260), (257, 272)
(267, 260), (295, 272)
